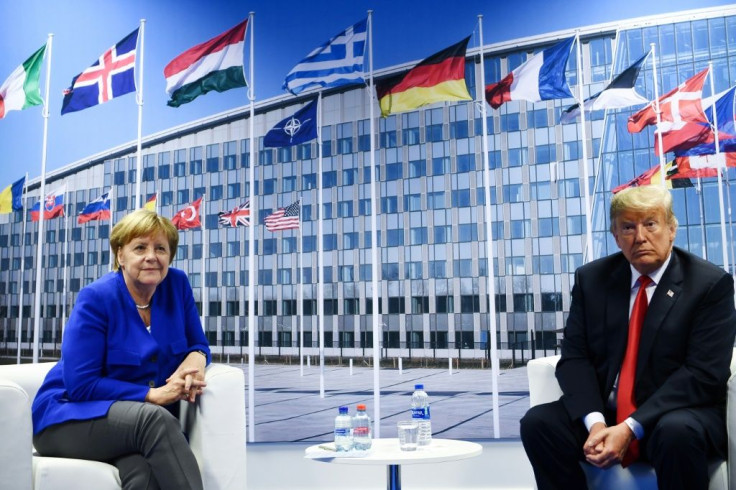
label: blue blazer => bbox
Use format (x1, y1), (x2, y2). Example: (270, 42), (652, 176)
(32, 268), (210, 434)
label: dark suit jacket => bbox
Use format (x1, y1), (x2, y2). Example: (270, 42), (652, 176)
(556, 246), (736, 435)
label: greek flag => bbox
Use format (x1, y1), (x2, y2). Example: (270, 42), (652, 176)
(283, 18), (367, 95)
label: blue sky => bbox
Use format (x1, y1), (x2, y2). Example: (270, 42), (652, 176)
(0, 0), (729, 190)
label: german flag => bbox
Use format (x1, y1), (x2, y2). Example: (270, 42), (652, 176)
(376, 37), (472, 117)
(612, 160), (695, 194)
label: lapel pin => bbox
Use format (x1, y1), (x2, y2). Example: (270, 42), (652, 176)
(667, 290), (674, 297)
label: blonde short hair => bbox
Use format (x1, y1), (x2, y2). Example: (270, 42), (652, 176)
(610, 185), (678, 233)
(110, 209), (179, 271)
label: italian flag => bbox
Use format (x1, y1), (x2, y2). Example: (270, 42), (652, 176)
(0, 44), (46, 119)
(164, 20), (247, 107)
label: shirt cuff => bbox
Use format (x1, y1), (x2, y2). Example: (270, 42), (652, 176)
(624, 416), (644, 440)
(583, 412), (606, 432)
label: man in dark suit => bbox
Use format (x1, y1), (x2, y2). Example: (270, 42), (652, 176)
(521, 185), (736, 490)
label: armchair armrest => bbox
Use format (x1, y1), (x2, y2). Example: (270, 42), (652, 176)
(527, 355), (562, 407)
(726, 350), (736, 488)
(0, 378), (33, 490)
(181, 363), (247, 490)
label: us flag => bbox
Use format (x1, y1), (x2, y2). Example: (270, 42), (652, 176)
(265, 200), (300, 232)
(218, 200), (250, 227)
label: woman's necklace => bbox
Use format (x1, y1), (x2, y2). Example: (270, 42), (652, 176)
(135, 303), (151, 310)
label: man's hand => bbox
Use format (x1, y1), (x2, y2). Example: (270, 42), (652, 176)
(583, 422), (635, 469)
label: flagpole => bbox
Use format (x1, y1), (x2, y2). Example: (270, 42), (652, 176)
(109, 186), (115, 269)
(696, 177), (708, 258)
(33, 33), (53, 364)
(575, 33), (595, 263)
(650, 43), (667, 185)
(367, 9), (381, 436)
(478, 15), (501, 438)
(134, 20), (146, 208)
(61, 193), (70, 341)
(201, 196), (208, 331)
(317, 91), (325, 399)
(246, 10), (256, 443)
(16, 173), (29, 364)
(298, 199), (304, 376)
(708, 62), (729, 272)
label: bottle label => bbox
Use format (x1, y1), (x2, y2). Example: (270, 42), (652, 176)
(335, 428), (350, 437)
(411, 407), (430, 420)
(353, 427), (370, 437)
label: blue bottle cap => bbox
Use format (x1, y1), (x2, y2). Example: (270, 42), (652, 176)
(415, 384), (424, 390)
(339, 406), (348, 414)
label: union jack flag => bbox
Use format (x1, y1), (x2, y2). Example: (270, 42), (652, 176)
(61, 28), (139, 115)
(265, 200), (300, 232)
(218, 200), (250, 227)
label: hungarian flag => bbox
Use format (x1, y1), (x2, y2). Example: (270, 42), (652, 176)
(376, 37), (472, 117)
(612, 161), (694, 194)
(171, 197), (202, 230)
(0, 44), (46, 119)
(486, 37), (574, 109)
(165, 20), (247, 107)
(628, 68), (712, 156)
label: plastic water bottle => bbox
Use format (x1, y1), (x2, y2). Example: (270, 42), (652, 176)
(411, 384), (432, 446)
(334, 406), (353, 452)
(352, 404), (372, 450)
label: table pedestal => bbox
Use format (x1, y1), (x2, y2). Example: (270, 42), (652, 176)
(387, 463), (400, 490)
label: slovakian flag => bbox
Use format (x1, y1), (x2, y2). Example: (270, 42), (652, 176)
(218, 200), (250, 227)
(560, 52), (649, 123)
(171, 197), (202, 230)
(264, 98), (318, 147)
(612, 160), (696, 193)
(0, 44), (46, 120)
(0, 176), (25, 214)
(628, 68), (713, 156)
(265, 201), (300, 232)
(165, 20), (247, 107)
(61, 28), (138, 115)
(376, 37), (472, 117)
(31, 186), (65, 221)
(77, 192), (111, 224)
(283, 18), (367, 96)
(674, 86), (736, 158)
(486, 36), (574, 110)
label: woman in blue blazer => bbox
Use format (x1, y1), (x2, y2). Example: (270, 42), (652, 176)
(32, 209), (211, 490)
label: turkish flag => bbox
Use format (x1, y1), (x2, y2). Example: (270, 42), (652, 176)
(171, 197), (202, 231)
(628, 68), (713, 156)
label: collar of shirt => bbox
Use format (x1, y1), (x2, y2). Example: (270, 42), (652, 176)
(628, 251), (672, 303)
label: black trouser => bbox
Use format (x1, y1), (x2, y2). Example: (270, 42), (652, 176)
(34, 401), (203, 490)
(520, 400), (726, 490)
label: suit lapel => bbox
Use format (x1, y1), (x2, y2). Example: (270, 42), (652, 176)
(636, 252), (683, 380)
(606, 259), (632, 387)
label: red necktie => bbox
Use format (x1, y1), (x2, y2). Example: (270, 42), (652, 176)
(617, 275), (652, 467)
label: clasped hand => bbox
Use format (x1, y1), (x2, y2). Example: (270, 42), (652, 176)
(146, 355), (207, 406)
(583, 422), (635, 469)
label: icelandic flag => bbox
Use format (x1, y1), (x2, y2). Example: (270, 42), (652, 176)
(263, 98), (318, 147)
(31, 185), (65, 221)
(485, 36), (574, 109)
(283, 18), (366, 95)
(77, 192), (111, 224)
(560, 52), (649, 123)
(61, 28), (139, 115)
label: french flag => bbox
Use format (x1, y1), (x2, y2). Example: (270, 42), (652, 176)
(485, 36), (575, 109)
(77, 192), (111, 224)
(31, 186), (65, 222)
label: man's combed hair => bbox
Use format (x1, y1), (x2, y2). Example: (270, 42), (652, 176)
(610, 185), (678, 233)
(110, 209), (179, 271)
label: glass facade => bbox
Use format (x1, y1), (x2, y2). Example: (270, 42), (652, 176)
(2, 7), (736, 440)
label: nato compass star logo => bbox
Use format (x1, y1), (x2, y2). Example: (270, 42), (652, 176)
(283, 115), (312, 143)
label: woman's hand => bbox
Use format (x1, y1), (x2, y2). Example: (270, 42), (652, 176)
(171, 351), (207, 402)
(145, 367), (206, 406)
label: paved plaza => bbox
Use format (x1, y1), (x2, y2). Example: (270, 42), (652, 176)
(238, 361), (531, 443)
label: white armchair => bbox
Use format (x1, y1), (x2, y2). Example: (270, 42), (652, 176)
(0, 361), (247, 490)
(526, 350), (736, 490)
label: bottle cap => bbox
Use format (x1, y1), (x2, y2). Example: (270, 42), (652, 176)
(356, 404), (366, 410)
(415, 384), (424, 390)
(339, 406), (348, 414)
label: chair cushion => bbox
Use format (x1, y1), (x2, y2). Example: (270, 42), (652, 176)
(581, 459), (727, 490)
(33, 456), (120, 490)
